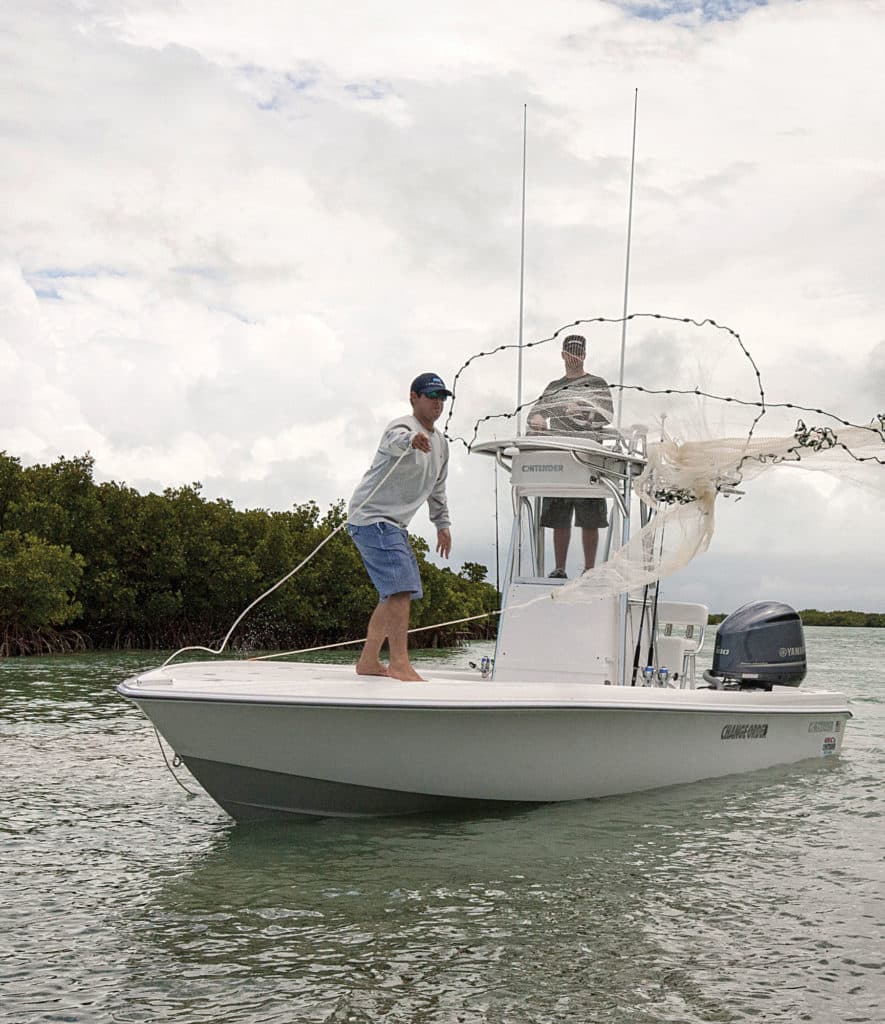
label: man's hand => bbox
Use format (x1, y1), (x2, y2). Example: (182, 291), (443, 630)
(436, 528), (452, 558)
(411, 432), (431, 452)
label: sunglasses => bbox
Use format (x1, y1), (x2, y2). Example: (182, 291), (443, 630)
(421, 390), (448, 400)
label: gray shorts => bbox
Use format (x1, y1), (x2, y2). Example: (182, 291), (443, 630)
(540, 497), (608, 530)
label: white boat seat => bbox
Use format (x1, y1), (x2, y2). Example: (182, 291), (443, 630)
(655, 601), (709, 650)
(652, 602), (709, 686)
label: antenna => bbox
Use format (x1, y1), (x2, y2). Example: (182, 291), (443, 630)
(516, 104), (527, 435)
(494, 448), (501, 593)
(616, 89), (639, 429)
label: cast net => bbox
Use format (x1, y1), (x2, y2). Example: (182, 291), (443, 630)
(444, 314), (885, 604)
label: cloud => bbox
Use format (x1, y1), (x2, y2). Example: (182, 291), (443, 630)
(2, 0), (884, 611)
(670, 471), (885, 613)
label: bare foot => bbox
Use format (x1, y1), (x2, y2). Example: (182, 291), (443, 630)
(355, 660), (389, 677)
(387, 662), (425, 682)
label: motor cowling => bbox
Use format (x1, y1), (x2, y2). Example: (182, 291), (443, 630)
(709, 601), (807, 690)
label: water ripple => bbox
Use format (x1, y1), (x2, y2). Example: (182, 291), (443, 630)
(1, 636), (883, 1023)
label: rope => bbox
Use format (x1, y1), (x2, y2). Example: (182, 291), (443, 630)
(153, 726), (198, 796)
(161, 442), (416, 667)
(157, 311), (885, 672)
(250, 609), (501, 661)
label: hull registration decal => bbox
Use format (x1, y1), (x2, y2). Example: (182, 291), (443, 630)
(808, 719), (835, 733)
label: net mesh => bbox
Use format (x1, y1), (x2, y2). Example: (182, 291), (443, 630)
(445, 315), (885, 603)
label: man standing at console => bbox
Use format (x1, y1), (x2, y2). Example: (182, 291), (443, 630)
(527, 334), (613, 577)
(348, 373), (453, 681)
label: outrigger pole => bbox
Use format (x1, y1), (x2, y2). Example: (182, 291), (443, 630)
(616, 89), (639, 429)
(516, 104), (528, 435)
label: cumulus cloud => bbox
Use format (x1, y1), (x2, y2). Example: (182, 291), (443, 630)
(1, 0), (883, 609)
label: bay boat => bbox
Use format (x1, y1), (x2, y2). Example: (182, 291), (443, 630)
(118, 429), (851, 821)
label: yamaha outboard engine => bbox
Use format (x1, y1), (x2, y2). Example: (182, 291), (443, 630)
(706, 601), (806, 690)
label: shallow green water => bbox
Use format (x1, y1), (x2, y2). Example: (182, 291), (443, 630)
(1, 629), (883, 1023)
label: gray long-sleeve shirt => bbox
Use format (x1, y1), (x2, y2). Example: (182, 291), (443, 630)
(528, 372), (613, 435)
(347, 415), (451, 530)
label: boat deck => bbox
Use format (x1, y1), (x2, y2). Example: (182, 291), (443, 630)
(120, 659), (850, 715)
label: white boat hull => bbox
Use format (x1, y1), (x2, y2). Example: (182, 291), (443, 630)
(120, 662), (850, 821)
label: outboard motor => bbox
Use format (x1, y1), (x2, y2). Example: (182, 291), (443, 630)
(705, 601), (806, 690)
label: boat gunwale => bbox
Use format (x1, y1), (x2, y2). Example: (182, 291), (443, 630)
(117, 680), (852, 717)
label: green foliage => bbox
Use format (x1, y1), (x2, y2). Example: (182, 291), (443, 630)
(413, 563), (498, 645)
(459, 561), (488, 584)
(0, 452), (500, 654)
(798, 609), (885, 628)
(0, 531), (84, 630)
(0, 452), (24, 532)
(709, 609), (885, 628)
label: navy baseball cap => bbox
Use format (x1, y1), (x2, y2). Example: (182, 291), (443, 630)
(562, 334), (586, 356)
(410, 372), (453, 397)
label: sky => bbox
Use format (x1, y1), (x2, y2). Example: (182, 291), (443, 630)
(2, 0), (884, 614)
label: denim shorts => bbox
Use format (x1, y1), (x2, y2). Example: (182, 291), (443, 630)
(348, 522), (423, 601)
